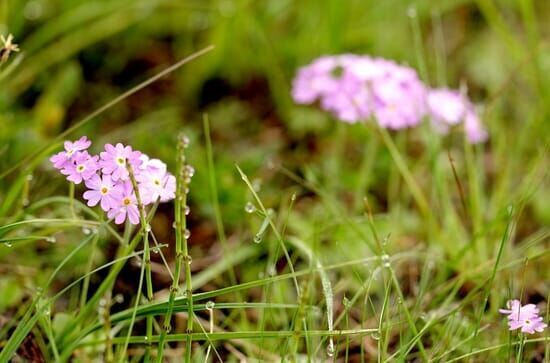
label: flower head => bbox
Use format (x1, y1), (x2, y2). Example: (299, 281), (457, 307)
(291, 54), (489, 142)
(500, 299), (547, 334)
(50, 138), (177, 225)
(83, 174), (122, 211)
(50, 136), (92, 170)
(138, 169), (176, 204)
(99, 143), (142, 181)
(107, 182), (140, 225)
(60, 151), (99, 184)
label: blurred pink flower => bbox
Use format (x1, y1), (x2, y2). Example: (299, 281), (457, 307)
(291, 54), (489, 142)
(499, 299), (547, 334)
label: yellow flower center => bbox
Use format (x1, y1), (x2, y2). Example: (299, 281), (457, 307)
(100, 187), (108, 195)
(77, 165), (85, 172)
(117, 157), (126, 166)
(123, 198), (131, 206)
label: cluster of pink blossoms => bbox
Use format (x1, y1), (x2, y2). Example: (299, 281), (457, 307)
(291, 54), (488, 143)
(499, 300), (547, 334)
(50, 136), (176, 225)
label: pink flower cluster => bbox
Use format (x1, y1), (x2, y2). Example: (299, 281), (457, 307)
(499, 299), (547, 334)
(291, 54), (488, 143)
(50, 136), (176, 225)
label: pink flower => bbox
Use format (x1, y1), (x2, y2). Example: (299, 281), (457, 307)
(427, 88), (466, 128)
(464, 109), (488, 144)
(138, 169), (176, 204)
(99, 143), (142, 181)
(107, 182), (140, 225)
(291, 54), (489, 142)
(139, 154), (167, 175)
(50, 136), (92, 169)
(83, 174), (122, 211)
(60, 151), (99, 184)
(291, 56), (340, 104)
(500, 300), (547, 334)
(371, 76), (426, 129)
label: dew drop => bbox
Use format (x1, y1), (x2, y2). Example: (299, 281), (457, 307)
(371, 332), (381, 341)
(172, 222), (178, 229)
(184, 229), (191, 240)
(181, 136), (190, 148)
(114, 294), (124, 304)
(144, 224), (151, 232)
(381, 254), (391, 268)
(82, 227), (91, 235)
(290, 193), (297, 202)
(4, 242), (12, 247)
(185, 255), (193, 265)
(22, 198), (29, 206)
(252, 179), (261, 192)
(244, 202), (256, 214)
(185, 166), (195, 177)
(184, 206), (190, 215)
(253, 234), (263, 244)
(407, 6), (417, 18)
(144, 336), (149, 341)
(267, 265), (276, 277)
(205, 301), (215, 310)
(45, 236), (56, 244)
(326, 340), (335, 357)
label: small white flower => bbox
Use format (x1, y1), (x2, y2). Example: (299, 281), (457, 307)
(1, 34), (20, 63)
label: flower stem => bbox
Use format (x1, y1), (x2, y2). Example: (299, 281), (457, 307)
(157, 134), (193, 362)
(127, 163), (154, 359)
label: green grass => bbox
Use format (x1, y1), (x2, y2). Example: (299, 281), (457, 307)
(0, 0), (549, 361)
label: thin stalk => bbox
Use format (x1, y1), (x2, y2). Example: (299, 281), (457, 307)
(157, 134), (193, 362)
(38, 311), (60, 362)
(57, 204), (158, 350)
(235, 165), (300, 296)
(69, 182), (76, 218)
(470, 206), (513, 350)
(387, 265), (428, 361)
(80, 233), (99, 310)
(515, 333), (525, 363)
(376, 126), (430, 218)
(119, 241), (147, 361)
(127, 163), (154, 359)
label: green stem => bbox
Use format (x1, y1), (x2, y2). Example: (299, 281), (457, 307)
(157, 134), (193, 362)
(127, 163), (154, 359)
(57, 206), (158, 350)
(377, 126), (430, 219)
(69, 182), (76, 218)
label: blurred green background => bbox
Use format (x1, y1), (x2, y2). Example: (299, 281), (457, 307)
(0, 0), (549, 360)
